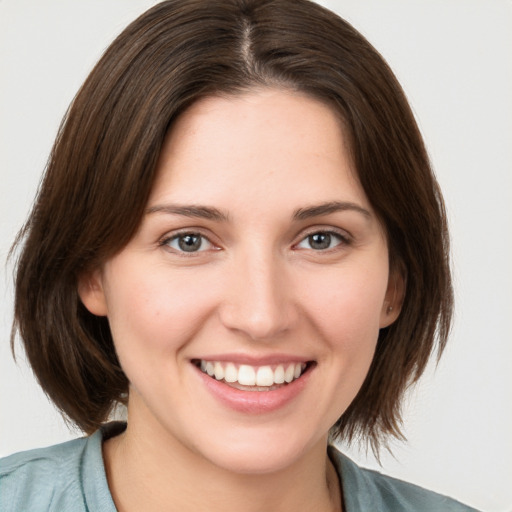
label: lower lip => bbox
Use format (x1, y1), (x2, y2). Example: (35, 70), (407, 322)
(193, 364), (313, 414)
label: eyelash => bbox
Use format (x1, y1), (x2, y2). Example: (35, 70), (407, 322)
(294, 229), (351, 252)
(159, 231), (216, 255)
(159, 228), (352, 255)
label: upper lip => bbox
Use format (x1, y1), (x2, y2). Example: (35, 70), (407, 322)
(191, 353), (314, 366)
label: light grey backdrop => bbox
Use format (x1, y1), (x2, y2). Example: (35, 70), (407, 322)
(1, 1), (511, 511)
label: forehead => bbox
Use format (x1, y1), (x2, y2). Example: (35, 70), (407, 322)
(148, 88), (369, 213)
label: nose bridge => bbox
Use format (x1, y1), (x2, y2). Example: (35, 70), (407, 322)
(220, 243), (295, 341)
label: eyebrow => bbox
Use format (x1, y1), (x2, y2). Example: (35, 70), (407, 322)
(145, 204), (229, 222)
(145, 200), (371, 223)
(293, 201), (371, 221)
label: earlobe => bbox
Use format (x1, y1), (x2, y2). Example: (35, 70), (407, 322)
(77, 269), (108, 316)
(379, 269), (406, 328)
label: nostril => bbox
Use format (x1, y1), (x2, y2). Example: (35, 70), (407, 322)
(219, 305), (296, 342)
(217, 269), (297, 341)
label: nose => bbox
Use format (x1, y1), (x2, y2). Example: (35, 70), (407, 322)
(219, 249), (298, 341)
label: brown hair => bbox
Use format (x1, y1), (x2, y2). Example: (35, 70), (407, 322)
(11, 0), (452, 452)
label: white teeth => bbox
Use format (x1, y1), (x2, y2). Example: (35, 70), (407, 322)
(256, 366), (274, 386)
(274, 365), (285, 384)
(284, 364), (295, 383)
(224, 363), (238, 383)
(238, 365), (256, 386)
(213, 362), (224, 381)
(198, 360), (307, 387)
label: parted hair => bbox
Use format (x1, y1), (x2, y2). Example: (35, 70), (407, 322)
(11, 0), (452, 453)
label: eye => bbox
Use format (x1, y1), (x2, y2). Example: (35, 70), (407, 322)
(163, 232), (213, 253)
(296, 231), (347, 251)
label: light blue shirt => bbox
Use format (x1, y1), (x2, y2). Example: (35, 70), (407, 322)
(0, 423), (479, 511)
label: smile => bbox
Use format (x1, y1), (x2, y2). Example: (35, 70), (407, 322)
(192, 358), (316, 413)
(194, 360), (310, 390)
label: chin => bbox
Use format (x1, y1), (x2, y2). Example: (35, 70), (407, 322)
(191, 426), (325, 476)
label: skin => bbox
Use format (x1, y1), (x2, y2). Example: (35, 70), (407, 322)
(80, 88), (402, 512)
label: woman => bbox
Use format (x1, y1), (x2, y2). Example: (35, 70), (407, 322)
(0, 0), (480, 510)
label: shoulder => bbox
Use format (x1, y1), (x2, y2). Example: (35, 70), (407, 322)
(0, 426), (118, 512)
(0, 436), (89, 511)
(328, 446), (481, 512)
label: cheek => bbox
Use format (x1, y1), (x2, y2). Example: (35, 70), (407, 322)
(103, 266), (216, 366)
(300, 263), (389, 346)
(288, 265), (389, 430)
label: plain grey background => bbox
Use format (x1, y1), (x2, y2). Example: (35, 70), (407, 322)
(1, 1), (511, 511)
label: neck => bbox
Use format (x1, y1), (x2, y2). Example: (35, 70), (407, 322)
(103, 417), (342, 512)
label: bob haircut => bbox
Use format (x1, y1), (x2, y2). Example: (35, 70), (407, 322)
(12, 0), (452, 453)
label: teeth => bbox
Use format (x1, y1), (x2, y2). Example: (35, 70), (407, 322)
(238, 365), (256, 386)
(198, 360), (307, 387)
(224, 363), (238, 383)
(256, 366), (274, 386)
(284, 364), (295, 383)
(213, 362), (224, 381)
(205, 361), (215, 377)
(274, 365), (285, 384)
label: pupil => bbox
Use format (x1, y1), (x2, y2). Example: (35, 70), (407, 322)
(178, 234), (201, 252)
(310, 233), (331, 250)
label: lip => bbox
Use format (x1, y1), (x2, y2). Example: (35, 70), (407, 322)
(192, 357), (315, 414)
(195, 353), (312, 366)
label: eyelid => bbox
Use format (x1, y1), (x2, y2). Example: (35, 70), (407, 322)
(294, 226), (352, 246)
(157, 225), (352, 254)
(159, 228), (220, 254)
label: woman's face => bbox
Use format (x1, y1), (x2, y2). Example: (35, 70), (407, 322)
(81, 89), (399, 474)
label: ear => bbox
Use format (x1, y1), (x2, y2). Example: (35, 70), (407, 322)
(379, 267), (406, 328)
(77, 268), (108, 316)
